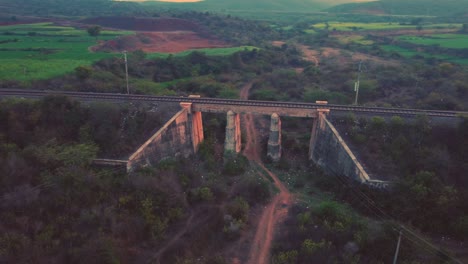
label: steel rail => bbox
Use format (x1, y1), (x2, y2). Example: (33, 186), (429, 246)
(1, 88), (467, 118)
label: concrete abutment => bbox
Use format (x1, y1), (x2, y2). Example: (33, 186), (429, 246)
(127, 103), (204, 172)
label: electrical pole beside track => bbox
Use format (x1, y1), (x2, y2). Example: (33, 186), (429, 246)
(123, 50), (129, 94)
(354, 60), (364, 105)
(393, 229), (403, 264)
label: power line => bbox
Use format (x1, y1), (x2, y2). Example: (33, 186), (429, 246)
(325, 172), (464, 264)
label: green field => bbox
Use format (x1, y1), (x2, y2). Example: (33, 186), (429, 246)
(398, 34), (468, 49)
(147, 46), (258, 59)
(381, 45), (468, 65)
(0, 23), (255, 82)
(0, 23), (133, 81)
(381, 45), (418, 57)
(312, 22), (462, 31)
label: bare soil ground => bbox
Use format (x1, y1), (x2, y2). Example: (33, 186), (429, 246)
(83, 16), (228, 53)
(238, 82), (293, 264)
(271, 41), (286, 47)
(273, 41), (398, 68)
(94, 31), (227, 53)
(305, 46), (400, 67)
(297, 44), (320, 66)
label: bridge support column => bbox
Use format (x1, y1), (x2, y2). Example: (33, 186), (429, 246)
(309, 110), (327, 161)
(267, 113), (282, 162)
(180, 102), (204, 153)
(224, 110), (241, 156)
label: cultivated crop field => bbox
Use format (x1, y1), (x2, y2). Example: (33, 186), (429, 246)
(0, 23), (133, 81)
(398, 33), (468, 49)
(381, 45), (468, 65)
(0, 22), (253, 82)
(312, 22), (462, 31)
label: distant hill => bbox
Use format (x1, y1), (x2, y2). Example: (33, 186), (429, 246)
(140, 0), (375, 13)
(0, 0), (377, 16)
(327, 0), (468, 17)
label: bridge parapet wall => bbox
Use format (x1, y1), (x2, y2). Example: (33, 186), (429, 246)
(311, 117), (386, 186)
(127, 107), (198, 172)
(192, 104), (319, 118)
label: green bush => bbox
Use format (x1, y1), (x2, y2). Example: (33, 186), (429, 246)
(315, 201), (355, 232)
(227, 196), (250, 222)
(272, 250), (298, 264)
(190, 187), (214, 202)
(300, 239), (331, 256)
(223, 154), (249, 176)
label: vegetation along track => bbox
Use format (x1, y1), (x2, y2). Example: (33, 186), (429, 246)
(240, 82), (293, 264)
(1, 89), (466, 118)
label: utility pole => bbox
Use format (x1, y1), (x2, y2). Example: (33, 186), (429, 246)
(393, 229), (403, 264)
(354, 60), (363, 105)
(123, 50), (129, 94)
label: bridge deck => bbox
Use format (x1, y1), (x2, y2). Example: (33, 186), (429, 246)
(1, 89), (466, 118)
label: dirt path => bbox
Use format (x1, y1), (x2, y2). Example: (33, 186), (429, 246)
(298, 44), (320, 67)
(239, 82), (293, 264)
(147, 211), (195, 264)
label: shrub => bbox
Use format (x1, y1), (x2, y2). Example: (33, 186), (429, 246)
(75, 66), (92, 80)
(272, 250), (298, 264)
(227, 196), (250, 222)
(301, 239), (331, 256)
(223, 154), (248, 176)
(190, 187), (214, 202)
(0, 232), (31, 257)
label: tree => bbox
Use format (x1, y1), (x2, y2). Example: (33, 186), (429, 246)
(75, 66), (92, 80)
(87, 25), (101, 42)
(461, 23), (468, 33)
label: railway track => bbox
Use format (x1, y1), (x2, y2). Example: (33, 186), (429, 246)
(1, 88), (467, 118)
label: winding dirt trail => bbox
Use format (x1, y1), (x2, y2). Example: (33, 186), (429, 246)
(239, 82), (293, 264)
(148, 211), (195, 264)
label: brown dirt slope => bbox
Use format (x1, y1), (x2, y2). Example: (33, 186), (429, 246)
(94, 31), (227, 53)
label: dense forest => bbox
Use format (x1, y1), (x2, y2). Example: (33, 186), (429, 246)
(0, 97), (274, 263)
(264, 115), (468, 263)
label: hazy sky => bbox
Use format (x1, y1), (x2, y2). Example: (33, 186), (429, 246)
(115, 0), (375, 3)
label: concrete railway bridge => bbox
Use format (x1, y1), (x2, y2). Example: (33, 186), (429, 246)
(2, 89), (467, 188)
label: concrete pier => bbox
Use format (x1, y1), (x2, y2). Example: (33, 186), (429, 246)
(267, 113), (282, 162)
(224, 110), (241, 155)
